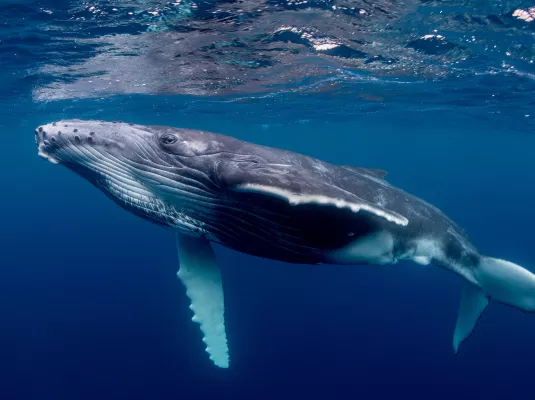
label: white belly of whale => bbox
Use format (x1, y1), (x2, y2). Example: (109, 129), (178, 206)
(324, 231), (395, 265)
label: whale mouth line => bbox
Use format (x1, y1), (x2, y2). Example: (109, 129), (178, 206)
(37, 148), (59, 164)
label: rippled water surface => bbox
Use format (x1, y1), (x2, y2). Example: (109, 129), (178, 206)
(2, 0), (535, 123)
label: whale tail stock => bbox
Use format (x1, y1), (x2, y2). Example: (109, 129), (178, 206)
(453, 255), (535, 352)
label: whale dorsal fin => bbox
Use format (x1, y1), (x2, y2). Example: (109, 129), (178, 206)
(220, 161), (408, 227)
(342, 166), (388, 179)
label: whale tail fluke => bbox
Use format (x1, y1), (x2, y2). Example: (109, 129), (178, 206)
(454, 256), (535, 352)
(477, 256), (535, 312)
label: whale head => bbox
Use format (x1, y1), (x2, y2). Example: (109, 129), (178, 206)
(34, 119), (221, 230)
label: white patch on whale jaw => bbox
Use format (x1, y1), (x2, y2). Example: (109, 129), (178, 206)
(236, 183), (409, 226)
(399, 237), (444, 267)
(405, 240), (434, 266)
(38, 147), (59, 164)
(325, 231), (396, 265)
(186, 140), (208, 153)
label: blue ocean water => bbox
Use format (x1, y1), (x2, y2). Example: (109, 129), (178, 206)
(2, 1), (535, 399)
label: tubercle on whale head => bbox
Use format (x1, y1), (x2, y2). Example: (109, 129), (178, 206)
(34, 120), (222, 164)
(35, 120), (139, 163)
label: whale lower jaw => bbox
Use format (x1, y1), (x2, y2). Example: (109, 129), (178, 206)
(59, 142), (184, 228)
(46, 139), (210, 233)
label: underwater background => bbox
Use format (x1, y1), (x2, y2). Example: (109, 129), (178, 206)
(2, 0), (535, 399)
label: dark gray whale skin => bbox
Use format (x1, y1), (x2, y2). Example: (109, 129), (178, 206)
(34, 120), (478, 272)
(35, 120), (535, 362)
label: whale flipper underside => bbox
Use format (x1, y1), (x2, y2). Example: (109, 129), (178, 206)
(176, 233), (229, 368)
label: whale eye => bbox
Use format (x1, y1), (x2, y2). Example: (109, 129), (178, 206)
(160, 133), (178, 145)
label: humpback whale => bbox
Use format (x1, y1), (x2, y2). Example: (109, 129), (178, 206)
(35, 120), (535, 368)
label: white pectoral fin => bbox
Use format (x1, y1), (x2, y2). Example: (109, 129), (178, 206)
(176, 233), (229, 368)
(453, 283), (489, 354)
